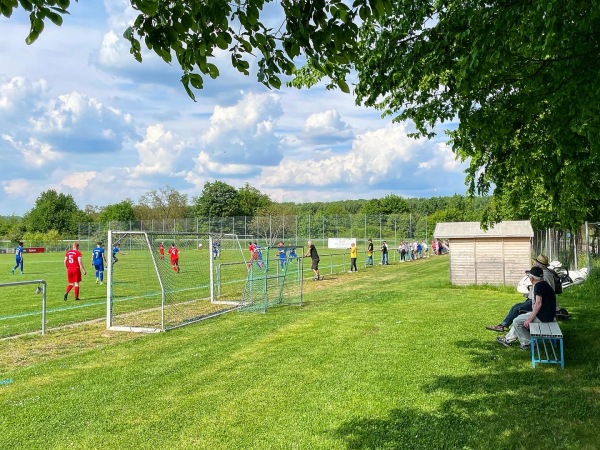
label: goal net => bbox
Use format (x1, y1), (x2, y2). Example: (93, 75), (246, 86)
(106, 231), (248, 332)
(241, 244), (303, 313)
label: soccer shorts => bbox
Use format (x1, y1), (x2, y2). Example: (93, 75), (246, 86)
(67, 268), (82, 283)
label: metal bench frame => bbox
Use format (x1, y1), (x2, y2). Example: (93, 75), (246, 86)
(529, 321), (564, 369)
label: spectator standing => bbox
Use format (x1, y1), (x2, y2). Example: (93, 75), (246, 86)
(349, 242), (358, 272)
(305, 240), (321, 280)
(381, 241), (389, 265)
(366, 239), (374, 266)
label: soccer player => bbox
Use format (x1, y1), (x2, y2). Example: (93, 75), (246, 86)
(12, 241), (24, 275)
(277, 241), (287, 269)
(91, 241), (107, 285)
(112, 243), (120, 264)
(64, 242), (86, 301)
(287, 243), (298, 262)
(159, 242), (165, 260)
(169, 242), (180, 273)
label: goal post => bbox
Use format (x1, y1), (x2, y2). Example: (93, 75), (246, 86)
(240, 244), (304, 313)
(107, 230), (249, 332)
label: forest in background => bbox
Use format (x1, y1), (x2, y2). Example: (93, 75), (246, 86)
(0, 182), (495, 244)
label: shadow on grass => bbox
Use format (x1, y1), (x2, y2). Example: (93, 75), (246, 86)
(335, 360), (599, 449)
(334, 310), (600, 449)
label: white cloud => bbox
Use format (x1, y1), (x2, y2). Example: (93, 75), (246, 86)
(3, 179), (33, 196)
(130, 124), (190, 176)
(29, 91), (135, 153)
(302, 109), (354, 145)
(199, 92), (284, 166)
(61, 171), (98, 190)
(261, 122), (466, 193)
(1, 135), (62, 167)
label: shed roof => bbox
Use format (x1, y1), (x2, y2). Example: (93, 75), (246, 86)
(433, 220), (533, 239)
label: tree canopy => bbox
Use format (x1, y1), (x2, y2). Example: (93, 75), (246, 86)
(193, 181), (241, 217)
(23, 189), (83, 235)
(352, 1), (600, 229)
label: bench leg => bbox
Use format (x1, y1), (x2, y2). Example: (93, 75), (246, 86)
(559, 338), (564, 369)
(531, 337), (536, 368)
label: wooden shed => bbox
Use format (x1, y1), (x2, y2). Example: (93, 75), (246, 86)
(433, 220), (534, 286)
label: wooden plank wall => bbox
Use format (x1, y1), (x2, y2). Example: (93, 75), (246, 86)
(449, 237), (531, 286)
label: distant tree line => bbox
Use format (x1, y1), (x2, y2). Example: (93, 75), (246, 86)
(1, 181), (498, 243)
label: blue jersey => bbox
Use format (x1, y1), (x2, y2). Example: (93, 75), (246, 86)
(15, 245), (23, 261)
(113, 246), (120, 257)
(92, 247), (105, 264)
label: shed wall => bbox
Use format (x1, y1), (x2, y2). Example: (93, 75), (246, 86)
(450, 237), (531, 286)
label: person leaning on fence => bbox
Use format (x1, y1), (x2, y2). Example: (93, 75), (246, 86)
(486, 254), (556, 333)
(496, 266), (556, 350)
(366, 239), (374, 266)
(380, 241), (389, 265)
(305, 240), (321, 280)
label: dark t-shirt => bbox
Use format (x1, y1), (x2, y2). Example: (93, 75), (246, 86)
(533, 280), (556, 322)
(309, 244), (319, 261)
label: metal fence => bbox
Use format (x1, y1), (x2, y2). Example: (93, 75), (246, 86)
(532, 221), (598, 271)
(75, 214), (432, 251)
(6, 214), (597, 271)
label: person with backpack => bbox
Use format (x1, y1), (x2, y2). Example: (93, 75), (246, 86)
(486, 254), (558, 333)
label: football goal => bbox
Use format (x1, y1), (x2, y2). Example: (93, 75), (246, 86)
(240, 244), (304, 313)
(106, 231), (248, 332)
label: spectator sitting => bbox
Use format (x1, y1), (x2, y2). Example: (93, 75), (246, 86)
(496, 266), (556, 350)
(486, 254), (556, 332)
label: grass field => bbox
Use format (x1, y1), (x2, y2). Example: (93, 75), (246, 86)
(1, 254), (599, 449)
(0, 246), (352, 335)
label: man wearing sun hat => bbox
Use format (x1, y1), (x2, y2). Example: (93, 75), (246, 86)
(496, 266), (557, 349)
(486, 254), (555, 333)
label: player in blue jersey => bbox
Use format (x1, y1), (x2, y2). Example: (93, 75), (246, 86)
(112, 243), (120, 264)
(12, 241), (24, 275)
(91, 241), (107, 284)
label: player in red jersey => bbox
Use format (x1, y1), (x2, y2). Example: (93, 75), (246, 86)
(64, 242), (86, 301)
(159, 242), (165, 260)
(169, 242), (180, 273)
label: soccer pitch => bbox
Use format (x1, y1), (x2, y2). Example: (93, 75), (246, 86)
(0, 247), (237, 336)
(0, 246), (351, 337)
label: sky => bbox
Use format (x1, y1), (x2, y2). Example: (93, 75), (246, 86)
(0, 0), (468, 216)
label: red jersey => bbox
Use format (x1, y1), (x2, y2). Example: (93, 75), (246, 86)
(159, 244), (164, 254)
(169, 247), (179, 261)
(65, 249), (82, 269)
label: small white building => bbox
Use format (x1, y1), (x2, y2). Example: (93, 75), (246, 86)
(433, 220), (534, 286)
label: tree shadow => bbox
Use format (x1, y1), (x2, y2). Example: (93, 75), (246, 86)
(334, 313), (600, 449)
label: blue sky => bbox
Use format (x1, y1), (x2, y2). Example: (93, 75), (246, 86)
(0, 1), (468, 216)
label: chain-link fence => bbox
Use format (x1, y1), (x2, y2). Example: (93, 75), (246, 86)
(76, 214), (433, 252)
(532, 221), (598, 271)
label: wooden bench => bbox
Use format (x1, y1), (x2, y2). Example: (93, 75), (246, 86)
(529, 321), (564, 369)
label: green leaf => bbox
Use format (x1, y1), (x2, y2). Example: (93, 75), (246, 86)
(133, 0), (159, 16)
(25, 30), (39, 45)
(46, 11), (63, 26)
(338, 79), (350, 93)
(206, 63), (219, 79)
(216, 36), (228, 50)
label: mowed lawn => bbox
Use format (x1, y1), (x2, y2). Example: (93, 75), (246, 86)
(1, 255), (599, 449)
